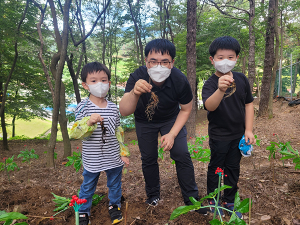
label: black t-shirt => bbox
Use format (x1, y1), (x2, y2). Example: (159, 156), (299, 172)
(125, 66), (193, 123)
(202, 72), (254, 141)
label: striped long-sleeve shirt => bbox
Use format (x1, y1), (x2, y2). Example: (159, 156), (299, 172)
(75, 98), (124, 173)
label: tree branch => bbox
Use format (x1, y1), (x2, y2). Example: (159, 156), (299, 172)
(73, 0), (111, 47)
(32, 0), (55, 100)
(207, 0), (249, 23)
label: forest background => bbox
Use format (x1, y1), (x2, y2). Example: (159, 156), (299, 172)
(1, 0), (300, 167)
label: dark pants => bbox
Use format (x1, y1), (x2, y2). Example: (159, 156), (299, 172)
(207, 137), (242, 203)
(135, 119), (199, 205)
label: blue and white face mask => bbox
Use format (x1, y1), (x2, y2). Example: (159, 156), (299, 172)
(239, 135), (253, 157)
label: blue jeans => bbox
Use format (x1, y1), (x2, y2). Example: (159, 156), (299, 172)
(79, 166), (123, 215)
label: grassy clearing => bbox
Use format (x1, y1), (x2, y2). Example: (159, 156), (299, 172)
(1, 118), (52, 138)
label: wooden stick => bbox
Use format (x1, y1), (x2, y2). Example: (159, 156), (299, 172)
(249, 197), (251, 225)
(124, 201), (128, 224)
(25, 215), (63, 219)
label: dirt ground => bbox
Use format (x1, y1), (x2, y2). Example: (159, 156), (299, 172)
(1, 98), (300, 225)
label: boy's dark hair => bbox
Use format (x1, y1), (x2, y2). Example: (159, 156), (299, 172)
(145, 39), (176, 60)
(80, 62), (111, 82)
(209, 36), (241, 57)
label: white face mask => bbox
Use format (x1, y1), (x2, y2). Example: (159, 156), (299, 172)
(213, 59), (236, 74)
(148, 65), (171, 83)
(87, 82), (109, 98)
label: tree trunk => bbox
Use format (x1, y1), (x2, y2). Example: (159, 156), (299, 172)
(292, 62), (298, 94)
(268, 0), (279, 118)
(279, 9), (283, 96)
(67, 55), (81, 103)
(186, 0), (197, 138)
(255, 70), (261, 100)
(248, 0), (256, 93)
(12, 115), (16, 137)
(1, 105), (9, 150)
(258, 0), (275, 117)
(59, 82), (72, 158)
(242, 56), (246, 75)
(47, 0), (71, 167)
(0, 0), (28, 150)
(102, 0), (106, 65)
(127, 0), (144, 65)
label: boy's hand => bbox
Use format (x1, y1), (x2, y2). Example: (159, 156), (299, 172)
(121, 156), (129, 167)
(133, 79), (152, 96)
(218, 75), (234, 92)
(160, 132), (175, 151)
(245, 130), (255, 145)
(87, 113), (103, 126)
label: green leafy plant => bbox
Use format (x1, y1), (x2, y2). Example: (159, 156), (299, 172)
(51, 192), (104, 220)
(279, 143), (300, 170)
(267, 134), (290, 166)
(17, 146), (39, 182)
(188, 135), (210, 162)
(0, 156), (19, 182)
(158, 145), (164, 160)
(18, 146), (39, 164)
(129, 139), (138, 145)
(0, 210), (28, 225)
(254, 134), (261, 147)
(65, 151), (82, 172)
(170, 167), (251, 224)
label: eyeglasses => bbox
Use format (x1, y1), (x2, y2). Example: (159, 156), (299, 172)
(147, 60), (171, 67)
(100, 121), (106, 144)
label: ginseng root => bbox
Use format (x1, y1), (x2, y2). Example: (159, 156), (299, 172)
(224, 81), (236, 99)
(145, 92), (159, 121)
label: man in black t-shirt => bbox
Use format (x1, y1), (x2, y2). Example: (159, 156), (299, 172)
(202, 36), (255, 218)
(119, 39), (208, 213)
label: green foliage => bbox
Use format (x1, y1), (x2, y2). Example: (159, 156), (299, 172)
(0, 210), (28, 225)
(52, 193), (71, 212)
(158, 145), (164, 160)
(188, 135), (210, 162)
(17, 148), (39, 165)
(92, 193), (105, 206)
(120, 114), (135, 131)
(51, 192), (104, 218)
(130, 140), (138, 145)
(0, 156), (19, 172)
(254, 135), (261, 147)
(65, 151), (82, 172)
(0, 156), (19, 182)
(279, 143), (300, 170)
(170, 190), (251, 224)
(266, 134), (300, 170)
(266, 134), (290, 165)
(170, 166), (251, 224)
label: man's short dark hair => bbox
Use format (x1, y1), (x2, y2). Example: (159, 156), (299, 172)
(80, 62), (111, 82)
(209, 36), (241, 57)
(145, 39), (176, 60)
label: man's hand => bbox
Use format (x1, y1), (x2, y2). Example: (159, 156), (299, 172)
(218, 75), (234, 92)
(121, 156), (129, 167)
(87, 113), (103, 126)
(133, 79), (152, 96)
(244, 130), (255, 145)
(160, 132), (176, 151)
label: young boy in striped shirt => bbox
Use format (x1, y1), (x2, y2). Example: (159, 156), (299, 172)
(71, 62), (130, 225)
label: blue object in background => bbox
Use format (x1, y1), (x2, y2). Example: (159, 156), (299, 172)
(239, 135), (253, 157)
